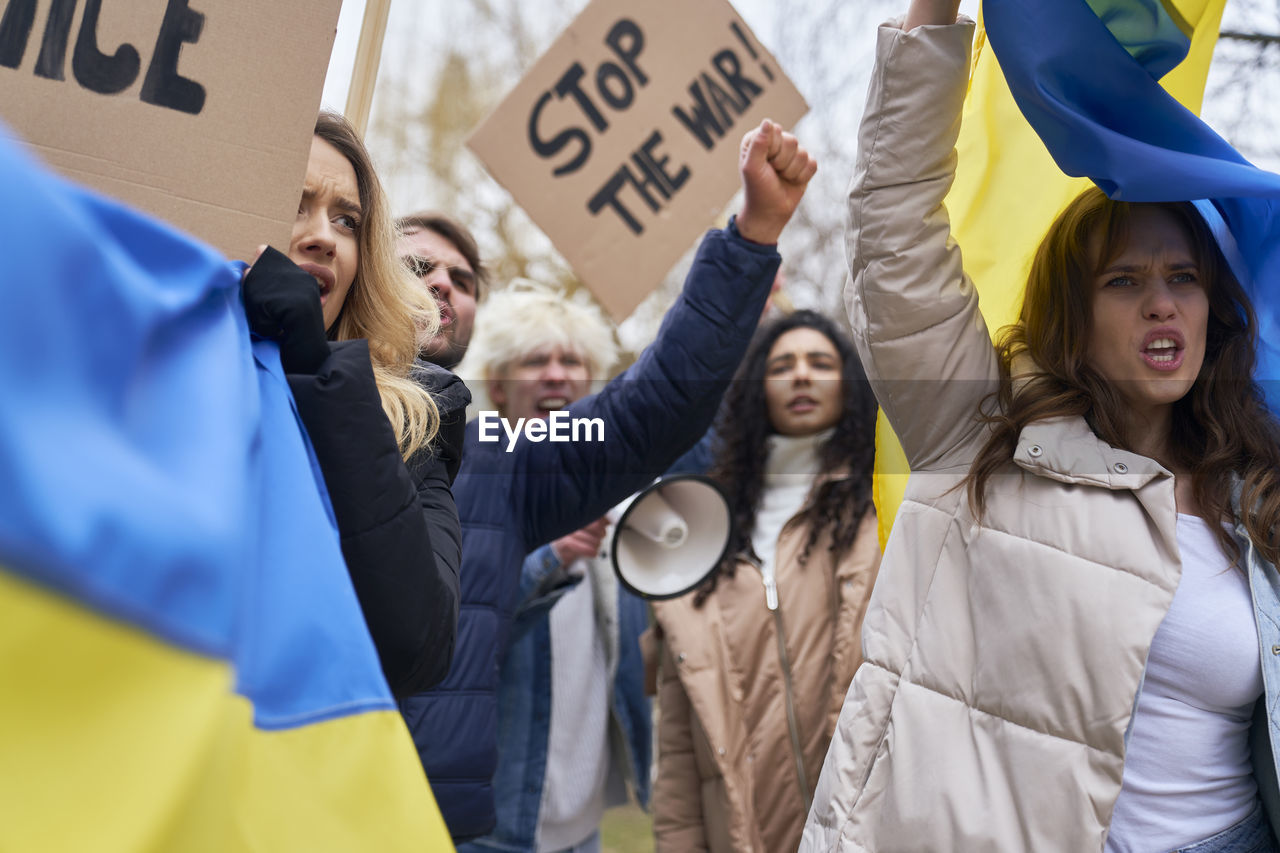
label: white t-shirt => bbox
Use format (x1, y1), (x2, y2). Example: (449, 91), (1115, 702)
(538, 564), (611, 852)
(1105, 514), (1263, 853)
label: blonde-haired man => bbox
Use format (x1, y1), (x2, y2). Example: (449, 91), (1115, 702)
(457, 279), (617, 419)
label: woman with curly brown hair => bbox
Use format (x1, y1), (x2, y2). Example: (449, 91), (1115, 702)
(650, 309), (881, 853)
(801, 3), (1280, 851)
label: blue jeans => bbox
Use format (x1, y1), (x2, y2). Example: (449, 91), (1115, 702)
(1178, 804), (1280, 853)
(457, 829), (600, 853)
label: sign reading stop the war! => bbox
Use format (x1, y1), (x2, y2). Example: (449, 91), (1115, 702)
(468, 0), (808, 321)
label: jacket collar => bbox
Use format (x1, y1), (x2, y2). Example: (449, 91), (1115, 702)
(1013, 416), (1171, 490)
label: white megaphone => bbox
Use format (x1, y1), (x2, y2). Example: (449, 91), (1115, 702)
(608, 474), (733, 600)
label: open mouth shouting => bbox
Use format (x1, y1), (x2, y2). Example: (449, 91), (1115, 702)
(296, 262), (336, 304)
(537, 395), (570, 413)
(1140, 327), (1185, 372)
(435, 298), (453, 328)
(787, 394), (819, 414)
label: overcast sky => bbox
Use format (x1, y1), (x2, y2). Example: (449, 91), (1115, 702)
(315, 0), (1278, 346)
(321, 0), (982, 114)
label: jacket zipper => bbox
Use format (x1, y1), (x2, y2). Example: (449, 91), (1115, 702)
(747, 555), (812, 812)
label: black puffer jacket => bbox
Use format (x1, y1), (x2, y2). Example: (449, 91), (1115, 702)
(288, 342), (465, 697)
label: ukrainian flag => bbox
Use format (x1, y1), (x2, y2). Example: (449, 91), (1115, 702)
(873, 0), (1229, 544)
(984, 0), (1280, 408)
(0, 129), (452, 851)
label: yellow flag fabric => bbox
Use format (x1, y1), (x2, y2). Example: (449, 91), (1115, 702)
(872, 0), (1227, 547)
(0, 129), (452, 850)
(0, 572), (451, 852)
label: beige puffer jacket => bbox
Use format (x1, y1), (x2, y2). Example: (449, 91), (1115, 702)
(800, 20), (1189, 852)
(652, 506), (880, 853)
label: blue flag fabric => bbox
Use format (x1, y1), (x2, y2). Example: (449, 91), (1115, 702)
(984, 0), (1280, 411)
(0, 124), (454, 849)
(0, 125), (392, 720)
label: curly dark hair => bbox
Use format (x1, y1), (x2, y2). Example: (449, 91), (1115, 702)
(694, 310), (878, 607)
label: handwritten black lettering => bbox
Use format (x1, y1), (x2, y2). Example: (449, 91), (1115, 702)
(0, 0), (37, 69)
(604, 19), (647, 86)
(672, 79), (724, 151)
(730, 21), (774, 82)
(73, 0), (142, 95)
(556, 62), (608, 132)
(636, 130), (689, 195)
(588, 168), (645, 235)
(702, 72), (742, 128)
(594, 60), (634, 111)
(587, 130), (690, 235)
(528, 90), (592, 176)
(140, 0), (206, 114)
(672, 43), (770, 152)
(2, 0), (206, 115)
(527, 18), (650, 177)
(712, 49), (761, 109)
(35, 0), (75, 80)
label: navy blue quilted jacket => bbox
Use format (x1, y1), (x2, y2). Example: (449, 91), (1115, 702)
(397, 224), (780, 841)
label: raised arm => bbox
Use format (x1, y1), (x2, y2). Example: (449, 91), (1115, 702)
(846, 9), (998, 471)
(515, 122), (815, 549)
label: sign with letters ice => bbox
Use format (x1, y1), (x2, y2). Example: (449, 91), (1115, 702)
(467, 0), (808, 321)
(0, 0), (343, 262)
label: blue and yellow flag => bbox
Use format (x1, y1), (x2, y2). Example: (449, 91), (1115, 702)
(985, 0), (1280, 406)
(873, 0), (1228, 544)
(0, 129), (452, 851)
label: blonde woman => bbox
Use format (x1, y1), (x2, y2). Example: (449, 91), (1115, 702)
(242, 111), (464, 698)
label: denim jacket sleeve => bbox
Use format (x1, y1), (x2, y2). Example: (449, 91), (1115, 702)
(511, 543), (582, 639)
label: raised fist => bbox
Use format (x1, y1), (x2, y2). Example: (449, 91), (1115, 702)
(735, 119), (818, 245)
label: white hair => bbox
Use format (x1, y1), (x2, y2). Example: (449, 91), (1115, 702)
(456, 278), (620, 409)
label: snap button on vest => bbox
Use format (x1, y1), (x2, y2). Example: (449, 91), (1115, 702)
(1028, 445), (1042, 457)
(1114, 462), (1128, 474)
(1272, 645), (1280, 655)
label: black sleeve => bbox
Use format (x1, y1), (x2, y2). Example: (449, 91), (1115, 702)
(287, 340), (462, 698)
(411, 359), (470, 485)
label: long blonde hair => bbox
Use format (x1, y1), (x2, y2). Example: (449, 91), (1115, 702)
(314, 112), (439, 459)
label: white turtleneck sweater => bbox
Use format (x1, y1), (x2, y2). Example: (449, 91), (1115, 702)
(749, 429), (832, 583)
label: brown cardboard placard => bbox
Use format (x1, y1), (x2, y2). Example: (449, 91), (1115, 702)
(0, 0), (343, 263)
(467, 0), (808, 321)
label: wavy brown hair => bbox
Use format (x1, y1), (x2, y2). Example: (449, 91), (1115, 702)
(694, 311), (877, 607)
(966, 187), (1280, 565)
(314, 111), (439, 459)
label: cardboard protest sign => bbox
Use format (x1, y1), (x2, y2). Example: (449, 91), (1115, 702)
(0, 0), (343, 263)
(468, 0), (808, 321)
